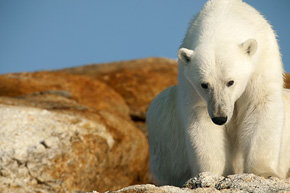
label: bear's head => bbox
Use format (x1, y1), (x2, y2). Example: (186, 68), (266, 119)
(178, 39), (258, 126)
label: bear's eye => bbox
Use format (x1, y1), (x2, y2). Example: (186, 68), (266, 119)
(201, 83), (209, 89)
(227, 80), (234, 87)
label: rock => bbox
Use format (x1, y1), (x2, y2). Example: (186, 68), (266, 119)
(184, 172), (290, 192)
(0, 71), (130, 120)
(103, 172), (290, 193)
(103, 184), (200, 193)
(58, 58), (178, 137)
(184, 172), (225, 189)
(0, 93), (149, 193)
(59, 57), (178, 121)
(285, 73), (290, 89)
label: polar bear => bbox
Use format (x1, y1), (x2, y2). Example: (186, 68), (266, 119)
(147, 0), (290, 187)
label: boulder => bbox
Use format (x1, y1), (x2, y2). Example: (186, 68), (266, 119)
(0, 71), (130, 120)
(0, 92), (148, 192)
(59, 58), (178, 121)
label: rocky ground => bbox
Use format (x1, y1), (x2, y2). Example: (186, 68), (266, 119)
(101, 172), (290, 193)
(0, 57), (290, 193)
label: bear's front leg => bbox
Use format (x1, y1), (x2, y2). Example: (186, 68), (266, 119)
(238, 95), (285, 178)
(184, 107), (231, 177)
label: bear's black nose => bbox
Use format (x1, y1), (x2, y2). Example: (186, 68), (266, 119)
(212, 117), (227, 125)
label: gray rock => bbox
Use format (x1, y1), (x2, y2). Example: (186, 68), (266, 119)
(102, 172), (290, 193)
(184, 172), (225, 189)
(104, 184), (215, 193)
(184, 172), (290, 193)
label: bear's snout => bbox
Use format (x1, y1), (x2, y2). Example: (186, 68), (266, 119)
(211, 116), (227, 125)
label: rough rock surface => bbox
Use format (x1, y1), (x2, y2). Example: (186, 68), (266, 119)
(59, 58), (178, 128)
(184, 172), (290, 192)
(104, 184), (198, 193)
(103, 172), (290, 193)
(0, 71), (130, 120)
(0, 93), (148, 193)
(285, 73), (290, 89)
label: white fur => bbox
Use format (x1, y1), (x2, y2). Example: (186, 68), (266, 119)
(147, 0), (290, 187)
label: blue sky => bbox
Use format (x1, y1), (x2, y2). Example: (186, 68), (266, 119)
(0, 1), (289, 74)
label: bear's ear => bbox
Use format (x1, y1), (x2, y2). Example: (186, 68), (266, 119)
(240, 39), (258, 56)
(178, 48), (195, 64)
